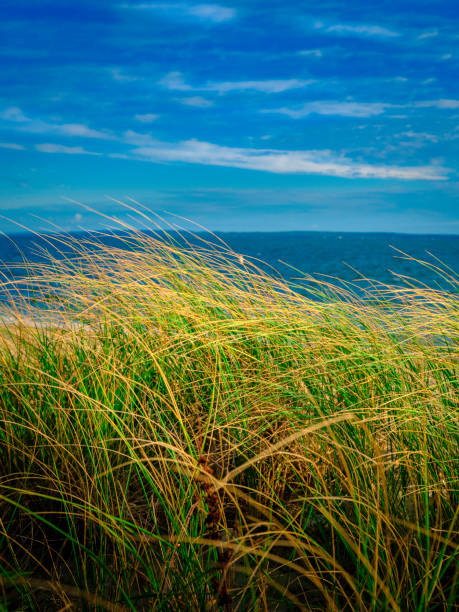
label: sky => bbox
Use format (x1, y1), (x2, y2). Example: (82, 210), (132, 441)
(0, 0), (458, 234)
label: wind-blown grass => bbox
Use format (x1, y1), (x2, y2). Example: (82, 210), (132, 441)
(0, 225), (457, 610)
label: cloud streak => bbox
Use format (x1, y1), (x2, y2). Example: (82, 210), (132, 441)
(262, 101), (392, 118)
(415, 99), (459, 109)
(298, 49), (323, 57)
(0, 142), (25, 150)
(263, 99), (459, 119)
(35, 143), (101, 155)
(0, 107), (29, 122)
(2, 107), (450, 181)
(315, 21), (399, 38)
(1, 107), (114, 140)
(418, 30), (438, 39)
(398, 131), (439, 143)
(121, 3), (236, 23)
(134, 113), (160, 123)
(159, 71), (313, 94)
(27, 128), (445, 180)
(175, 96), (214, 107)
(126, 138), (447, 180)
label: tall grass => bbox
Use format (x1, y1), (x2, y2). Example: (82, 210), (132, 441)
(0, 223), (457, 610)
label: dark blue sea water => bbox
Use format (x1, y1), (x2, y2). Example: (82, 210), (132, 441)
(0, 230), (458, 293)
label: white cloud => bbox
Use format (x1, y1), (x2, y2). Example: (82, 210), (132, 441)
(121, 3), (236, 23)
(316, 22), (399, 38)
(186, 4), (235, 21)
(262, 101), (391, 118)
(263, 98), (459, 119)
(175, 96), (214, 107)
(418, 30), (438, 39)
(1, 107), (29, 122)
(56, 123), (113, 139)
(5, 119), (448, 180)
(4, 104), (449, 182)
(396, 131), (439, 146)
(108, 153), (131, 159)
(159, 71), (313, 94)
(111, 68), (139, 82)
(399, 131), (438, 141)
(298, 49), (323, 57)
(35, 143), (101, 155)
(134, 113), (160, 122)
(124, 130), (157, 146)
(1, 108), (114, 140)
(159, 71), (193, 91)
(416, 99), (459, 109)
(126, 138), (447, 180)
(22, 120), (113, 139)
(212, 79), (313, 93)
(0, 142), (25, 150)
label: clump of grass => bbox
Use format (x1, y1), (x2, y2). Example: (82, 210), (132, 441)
(0, 221), (457, 611)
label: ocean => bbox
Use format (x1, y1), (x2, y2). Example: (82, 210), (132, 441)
(0, 230), (458, 293)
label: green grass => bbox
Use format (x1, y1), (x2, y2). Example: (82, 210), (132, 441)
(0, 224), (457, 610)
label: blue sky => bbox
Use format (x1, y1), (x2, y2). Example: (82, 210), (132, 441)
(1, 0), (458, 233)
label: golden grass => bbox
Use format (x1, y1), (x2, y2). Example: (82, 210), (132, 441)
(0, 220), (457, 610)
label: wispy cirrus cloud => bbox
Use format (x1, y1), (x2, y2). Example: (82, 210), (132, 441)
(24, 121), (113, 139)
(1, 107), (114, 140)
(185, 3), (235, 21)
(111, 68), (139, 83)
(0, 142), (25, 150)
(199, 76), (313, 94)
(159, 71), (313, 94)
(28, 127), (444, 180)
(398, 131), (439, 143)
(175, 96), (214, 107)
(394, 131), (440, 150)
(134, 113), (160, 123)
(418, 30), (438, 40)
(3, 107), (450, 181)
(158, 72), (193, 91)
(262, 101), (392, 119)
(0, 107), (29, 122)
(124, 138), (447, 180)
(315, 21), (399, 38)
(120, 3), (236, 23)
(415, 99), (459, 109)
(263, 98), (459, 119)
(49, 123), (113, 139)
(298, 49), (323, 57)
(35, 143), (101, 155)
(124, 130), (160, 147)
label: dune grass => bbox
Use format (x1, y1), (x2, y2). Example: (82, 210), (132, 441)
(0, 224), (457, 610)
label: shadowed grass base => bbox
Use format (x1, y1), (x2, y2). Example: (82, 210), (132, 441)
(0, 226), (457, 610)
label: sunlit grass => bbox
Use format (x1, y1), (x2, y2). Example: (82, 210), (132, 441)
(0, 218), (457, 610)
